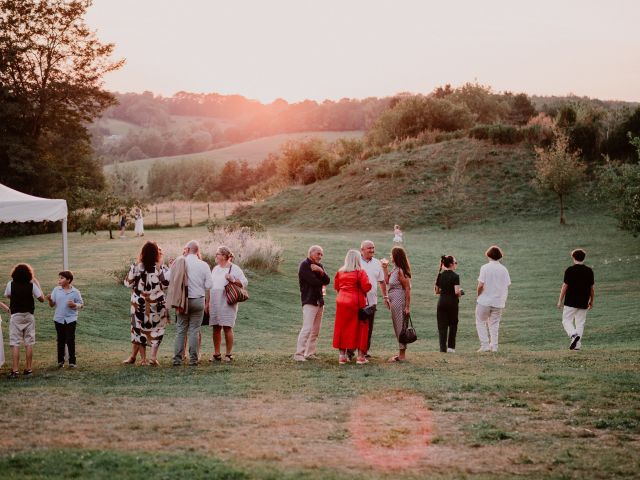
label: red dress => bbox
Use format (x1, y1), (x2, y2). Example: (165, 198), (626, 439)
(333, 270), (372, 351)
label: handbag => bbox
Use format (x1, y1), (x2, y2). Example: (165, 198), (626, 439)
(224, 265), (249, 305)
(398, 313), (417, 344)
(356, 271), (376, 321)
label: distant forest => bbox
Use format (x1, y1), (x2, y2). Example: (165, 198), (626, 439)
(91, 88), (639, 166)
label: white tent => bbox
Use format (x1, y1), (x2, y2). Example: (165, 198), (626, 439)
(0, 183), (69, 269)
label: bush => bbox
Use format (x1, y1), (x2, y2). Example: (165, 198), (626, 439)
(469, 124), (524, 144)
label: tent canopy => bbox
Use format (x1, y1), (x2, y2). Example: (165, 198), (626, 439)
(0, 183), (69, 269)
(0, 183), (67, 222)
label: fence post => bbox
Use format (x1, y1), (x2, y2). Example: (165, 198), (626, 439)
(207, 203), (210, 219)
(223, 202), (226, 217)
(155, 205), (158, 225)
(172, 204), (176, 225)
(189, 203), (192, 227)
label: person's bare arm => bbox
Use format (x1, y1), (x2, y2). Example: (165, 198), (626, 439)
(477, 281), (484, 297)
(398, 270), (411, 314)
(557, 283), (568, 308)
(588, 285), (595, 309)
(379, 280), (390, 309)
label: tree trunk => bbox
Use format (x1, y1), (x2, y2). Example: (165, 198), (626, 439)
(108, 214), (113, 239)
(559, 194), (565, 225)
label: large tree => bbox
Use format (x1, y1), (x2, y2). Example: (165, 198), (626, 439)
(0, 0), (123, 202)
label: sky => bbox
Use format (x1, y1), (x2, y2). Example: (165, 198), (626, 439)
(86, 0), (640, 103)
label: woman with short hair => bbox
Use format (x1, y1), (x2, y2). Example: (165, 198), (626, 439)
(333, 249), (372, 364)
(209, 246), (248, 362)
(123, 241), (169, 366)
(435, 255), (462, 353)
(382, 246), (412, 362)
(476, 245), (511, 352)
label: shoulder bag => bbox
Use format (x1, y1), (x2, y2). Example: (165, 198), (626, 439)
(399, 313), (417, 344)
(224, 265), (249, 305)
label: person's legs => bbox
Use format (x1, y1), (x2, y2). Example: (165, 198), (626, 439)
(448, 306), (459, 350)
(25, 345), (33, 371)
(562, 306), (578, 337)
(574, 308), (588, 347)
(366, 312), (376, 352)
(55, 322), (65, 365)
(437, 305), (448, 352)
(187, 298), (204, 365)
(173, 312), (188, 364)
(305, 305), (324, 358)
(223, 326), (234, 356)
(475, 304), (491, 350)
(294, 304), (316, 360)
(488, 307), (503, 352)
(212, 326), (222, 356)
(67, 322), (76, 365)
(11, 346), (20, 373)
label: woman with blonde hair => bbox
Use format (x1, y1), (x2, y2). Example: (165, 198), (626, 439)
(333, 249), (372, 364)
(209, 245), (248, 362)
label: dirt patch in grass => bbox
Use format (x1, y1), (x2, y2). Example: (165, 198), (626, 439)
(0, 390), (636, 477)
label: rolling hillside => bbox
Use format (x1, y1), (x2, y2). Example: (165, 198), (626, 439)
(103, 130), (364, 185)
(234, 138), (567, 229)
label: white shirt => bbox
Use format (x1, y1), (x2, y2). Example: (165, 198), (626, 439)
(477, 260), (511, 308)
(184, 254), (213, 298)
(211, 263), (248, 290)
(360, 256), (384, 305)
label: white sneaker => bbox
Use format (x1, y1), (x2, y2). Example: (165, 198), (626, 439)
(447, 348), (455, 353)
(293, 355), (306, 362)
(477, 347), (490, 352)
(304, 354), (319, 360)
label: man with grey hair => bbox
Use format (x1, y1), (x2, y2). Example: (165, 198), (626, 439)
(357, 240), (390, 357)
(294, 245), (330, 361)
(173, 240), (212, 366)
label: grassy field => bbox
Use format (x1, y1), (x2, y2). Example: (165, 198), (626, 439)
(0, 213), (638, 479)
(103, 130), (364, 187)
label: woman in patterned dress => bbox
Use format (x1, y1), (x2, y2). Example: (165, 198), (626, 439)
(209, 246), (248, 362)
(382, 246), (412, 362)
(333, 249), (372, 365)
(122, 241), (169, 366)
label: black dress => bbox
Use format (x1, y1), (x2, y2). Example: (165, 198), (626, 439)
(436, 270), (460, 352)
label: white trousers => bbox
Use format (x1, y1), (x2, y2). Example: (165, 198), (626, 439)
(562, 306), (587, 346)
(294, 304), (324, 359)
(475, 304), (503, 351)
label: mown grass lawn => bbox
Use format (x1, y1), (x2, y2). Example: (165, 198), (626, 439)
(0, 213), (638, 479)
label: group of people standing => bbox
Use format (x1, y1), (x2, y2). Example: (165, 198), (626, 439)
(121, 240), (248, 366)
(1, 233), (596, 376)
(295, 241), (596, 364)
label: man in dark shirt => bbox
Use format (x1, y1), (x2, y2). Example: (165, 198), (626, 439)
(557, 249), (595, 350)
(294, 245), (330, 361)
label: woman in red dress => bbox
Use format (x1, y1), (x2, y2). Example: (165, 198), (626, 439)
(333, 249), (372, 364)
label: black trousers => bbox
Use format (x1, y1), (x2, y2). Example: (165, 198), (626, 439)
(437, 298), (458, 352)
(367, 311), (376, 351)
(55, 321), (76, 364)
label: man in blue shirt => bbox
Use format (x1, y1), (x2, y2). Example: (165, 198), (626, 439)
(47, 271), (83, 368)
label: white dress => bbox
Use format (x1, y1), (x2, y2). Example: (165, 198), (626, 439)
(393, 228), (403, 243)
(134, 213), (144, 235)
(209, 263), (248, 327)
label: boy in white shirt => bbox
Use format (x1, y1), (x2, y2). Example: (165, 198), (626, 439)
(476, 246), (511, 352)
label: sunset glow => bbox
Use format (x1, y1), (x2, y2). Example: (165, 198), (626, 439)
(87, 0), (640, 102)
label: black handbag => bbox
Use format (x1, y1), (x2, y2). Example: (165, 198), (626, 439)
(399, 313), (417, 344)
(357, 272), (376, 321)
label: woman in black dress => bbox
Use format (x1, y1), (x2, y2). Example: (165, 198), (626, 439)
(434, 255), (462, 353)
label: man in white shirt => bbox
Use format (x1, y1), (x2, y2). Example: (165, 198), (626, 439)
(173, 240), (212, 366)
(476, 245), (511, 352)
(358, 240), (390, 357)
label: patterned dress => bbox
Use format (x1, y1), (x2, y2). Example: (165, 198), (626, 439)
(388, 267), (410, 349)
(124, 263), (169, 346)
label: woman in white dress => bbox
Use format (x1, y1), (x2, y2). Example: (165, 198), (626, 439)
(209, 246), (248, 362)
(134, 208), (144, 237)
(393, 224), (403, 244)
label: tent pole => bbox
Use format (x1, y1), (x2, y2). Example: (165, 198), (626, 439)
(62, 217), (69, 270)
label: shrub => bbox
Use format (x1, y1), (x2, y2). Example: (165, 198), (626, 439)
(469, 124), (524, 144)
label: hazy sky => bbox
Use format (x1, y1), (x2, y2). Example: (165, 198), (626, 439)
(87, 0), (640, 103)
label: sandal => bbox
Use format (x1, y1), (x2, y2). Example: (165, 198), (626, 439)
(139, 359), (149, 366)
(23, 369), (33, 376)
(339, 355), (348, 364)
(387, 355), (405, 363)
(148, 359), (159, 367)
(223, 354), (234, 362)
(208, 354), (222, 362)
(122, 357), (136, 364)
(8, 371), (19, 379)
(356, 357), (369, 365)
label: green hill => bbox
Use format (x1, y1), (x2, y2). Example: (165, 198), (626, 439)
(235, 138), (563, 228)
(104, 130), (364, 185)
